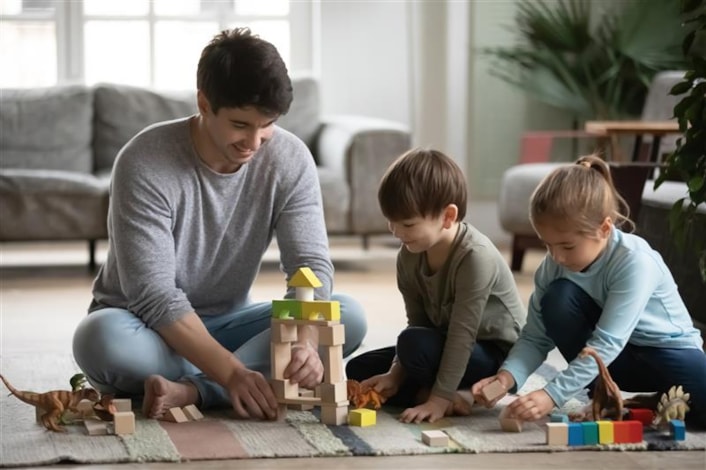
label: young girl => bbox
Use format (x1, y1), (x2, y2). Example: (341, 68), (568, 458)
(346, 148), (526, 424)
(471, 155), (706, 428)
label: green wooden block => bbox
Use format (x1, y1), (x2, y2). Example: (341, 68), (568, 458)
(581, 421), (599, 445)
(272, 300), (302, 319)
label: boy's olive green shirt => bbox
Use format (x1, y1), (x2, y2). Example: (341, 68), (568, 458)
(396, 222), (527, 401)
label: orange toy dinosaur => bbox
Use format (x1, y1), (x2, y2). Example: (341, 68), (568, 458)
(347, 379), (385, 410)
(0, 374), (100, 432)
(579, 346), (623, 421)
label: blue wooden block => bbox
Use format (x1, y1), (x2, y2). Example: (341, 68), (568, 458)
(670, 420), (685, 441)
(581, 421), (598, 445)
(568, 422), (584, 446)
(550, 413), (569, 423)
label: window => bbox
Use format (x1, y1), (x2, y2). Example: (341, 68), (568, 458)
(0, 0), (308, 89)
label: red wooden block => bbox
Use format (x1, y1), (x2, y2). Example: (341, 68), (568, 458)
(625, 420), (643, 443)
(613, 421), (631, 443)
(626, 408), (653, 426)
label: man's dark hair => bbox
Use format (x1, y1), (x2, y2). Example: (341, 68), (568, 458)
(196, 28), (293, 115)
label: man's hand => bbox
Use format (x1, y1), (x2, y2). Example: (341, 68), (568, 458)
(399, 395), (449, 424)
(505, 389), (555, 421)
(225, 366), (279, 420)
(284, 341), (324, 389)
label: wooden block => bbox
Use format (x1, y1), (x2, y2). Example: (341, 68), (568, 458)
(298, 300), (340, 321)
(612, 421), (631, 443)
(546, 422), (569, 445)
(318, 381), (347, 403)
(421, 430), (448, 447)
(348, 408), (376, 427)
(625, 420), (643, 443)
(319, 324), (345, 346)
(567, 422), (584, 445)
(670, 419), (685, 441)
(320, 404), (348, 425)
(272, 299), (302, 319)
(596, 420), (614, 444)
(498, 405), (522, 432)
(84, 419), (109, 436)
(161, 407), (188, 423)
(277, 403), (288, 422)
(581, 421), (598, 445)
(112, 399), (132, 412)
(626, 408), (654, 425)
(322, 345), (344, 383)
(481, 380), (505, 402)
(271, 379), (299, 400)
(182, 404), (204, 421)
(295, 287), (315, 302)
(114, 411), (135, 435)
(271, 320), (298, 343)
(271, 342), (291, 379)
(288, 389), (316, 410)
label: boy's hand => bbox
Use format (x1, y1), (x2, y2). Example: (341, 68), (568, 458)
(361, 372), (400, 399)
(398, 395), (449, 423)
(284, 341), (324, 389)
(506, 389), (555, 421)
(470, 370), (515, 407)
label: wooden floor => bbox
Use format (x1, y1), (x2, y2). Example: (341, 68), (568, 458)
(2, 240), (705, 469)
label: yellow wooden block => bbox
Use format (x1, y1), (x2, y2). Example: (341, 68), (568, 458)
(597, 420), (614, 444)
(289, 267), (322, 288)
(301, 301), (340, 321)
(348, 408), (376, 427)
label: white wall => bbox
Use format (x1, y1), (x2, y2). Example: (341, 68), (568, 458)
(318, 0), (411, 125)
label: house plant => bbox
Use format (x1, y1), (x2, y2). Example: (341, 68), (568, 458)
(484, 0), (687, 121)
(655, 0), (706, 282)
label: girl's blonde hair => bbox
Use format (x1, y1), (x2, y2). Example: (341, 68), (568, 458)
(529, 154), (634, 235)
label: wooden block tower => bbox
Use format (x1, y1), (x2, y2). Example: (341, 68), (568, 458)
(270, 267), (349, 425)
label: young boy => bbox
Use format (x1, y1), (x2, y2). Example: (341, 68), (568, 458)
(346, 148), (526, 423)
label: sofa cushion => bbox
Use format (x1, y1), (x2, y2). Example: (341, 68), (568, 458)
(0, 169), (110, 240)
(93, 83), (197, 173)
(278, 77), (321, 153)
(0, 85), (93, 173)
(317, 167), (349, 233)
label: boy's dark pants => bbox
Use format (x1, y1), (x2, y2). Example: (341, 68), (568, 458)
(346, 326), (506, 407)
(542, 278), (706, 428)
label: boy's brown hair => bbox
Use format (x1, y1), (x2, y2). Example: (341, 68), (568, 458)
(378, 148), (467, 221)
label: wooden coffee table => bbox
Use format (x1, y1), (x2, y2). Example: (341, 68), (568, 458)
(585, 120), (681, 162)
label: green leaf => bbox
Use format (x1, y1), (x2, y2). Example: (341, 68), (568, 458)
(687, 175), (704, 192)
(670, 80), (693, 95)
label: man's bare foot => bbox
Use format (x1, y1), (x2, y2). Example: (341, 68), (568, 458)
(142, 375), (198, 419)
(445, 391), (473, 417)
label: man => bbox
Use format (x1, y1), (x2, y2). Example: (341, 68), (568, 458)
(72, 28), (367, 421)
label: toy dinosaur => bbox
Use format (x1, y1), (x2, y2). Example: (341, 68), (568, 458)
(93, 393), (118, 421)
(346, 379), (385, 410)
(653, 385), (690, 428)
(579, 346), (623, 421)
(0, 374), (99, 432)
(69, 373), (88, 391)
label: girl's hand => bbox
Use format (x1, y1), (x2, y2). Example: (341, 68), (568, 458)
(360, 372), (400, 399)
(505, 389), (555, 421)
(470, 370), (515, 408)
(399, 395), (449, 424)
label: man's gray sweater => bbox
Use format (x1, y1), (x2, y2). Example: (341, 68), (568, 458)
(90, 117), (333, 330)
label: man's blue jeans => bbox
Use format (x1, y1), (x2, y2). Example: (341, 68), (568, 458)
(72, 293), (367, 409)
(542, 278), (706, 428)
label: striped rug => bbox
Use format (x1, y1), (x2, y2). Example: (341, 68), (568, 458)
(1, 355), (704, 467)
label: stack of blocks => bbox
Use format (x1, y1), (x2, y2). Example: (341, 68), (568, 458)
(270, 267), (349, 425)
(546, 413), (644, 446)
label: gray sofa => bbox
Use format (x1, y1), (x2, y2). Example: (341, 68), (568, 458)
(0, 78), (411, 269)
